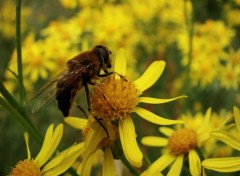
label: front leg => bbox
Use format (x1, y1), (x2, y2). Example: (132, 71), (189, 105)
(98, 71), (128, 82)
(88, 80), (96, 85)
(83, 82), (91, 111)
(97, 71), (113, 77)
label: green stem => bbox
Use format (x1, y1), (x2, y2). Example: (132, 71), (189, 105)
(111, 139), (139, 175)
(120, 154), (139, 176)
(0, 82), (30, 122)
(183, 0), (194, 92)
(0, 82), (42, 143)
(0, 96), (43, 144)
(66, 168), (79, 176)
(143, 151), (152, 166)
(16, 0), (25, 103)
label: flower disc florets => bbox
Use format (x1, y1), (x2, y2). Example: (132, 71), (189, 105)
(168, 128), (198, 155)
(90, 76), (141, 121)
(9, 159), (41, 176)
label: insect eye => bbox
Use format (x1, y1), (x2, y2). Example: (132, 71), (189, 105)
(98, 47), (109, 62)
(95, 45), (111, 68)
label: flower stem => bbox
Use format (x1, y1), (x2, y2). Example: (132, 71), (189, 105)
(0, 82), (30, 122)
(0, 96), (43, 144)
(120, 154), (139, 176)
(16, 0), (26, 103)
(143, 151), (152, 166)
(0, 82), (42, 144)
(183, 0), (194, 92)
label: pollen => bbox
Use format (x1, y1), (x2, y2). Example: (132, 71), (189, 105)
(168, 128), (198, 155)
(90, 76), (141, 121)
(9, 159), (41, 176)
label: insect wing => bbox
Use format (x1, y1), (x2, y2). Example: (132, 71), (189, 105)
(28, 70), (69, 113)
(28, 64), (90, 113)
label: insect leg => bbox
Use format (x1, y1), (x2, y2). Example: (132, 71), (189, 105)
(76, 104), (88, 119)
(95, 85), (117, 111)
(98, 71), (128, 82)
(92, 115), (109, 138)
(83, 82), (91, 112)
(84, 82), (109, 137)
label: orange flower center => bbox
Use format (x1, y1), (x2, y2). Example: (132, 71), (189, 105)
(168, 128), (197, 155)
(90, 76), (141, 121)
(9, 159), (41, 176)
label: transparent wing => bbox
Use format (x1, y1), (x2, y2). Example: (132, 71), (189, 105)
(28, 64), (91, 113)
(28, 70), (69, 113)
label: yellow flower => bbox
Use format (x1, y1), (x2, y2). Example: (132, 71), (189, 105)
(202, 107), (240, 173)
(141, 108), (212, 176)
(64, 116), (118, 176)
(8, 34), (56, 84)
(0, 1), (30, 38)
(9, 124), (83, 176)
(219, 62), (240, 90)
(177, 20), (235, 87)
(90, 49), (186, 168)
(59, 0), (78, 9)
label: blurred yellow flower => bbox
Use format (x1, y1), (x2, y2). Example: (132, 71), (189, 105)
(219, 63), (240, 90)
(141, 108), (212, 176)
(8, 34), (56, 83)
(202, 107), (240, 173)
(0, 1), (30, 38)
(181, 109), (233, 158)
(59, 0), (78, 9)
(177, 20), (235, 88)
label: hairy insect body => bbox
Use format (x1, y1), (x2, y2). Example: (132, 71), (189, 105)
(29, 45), (112, 118)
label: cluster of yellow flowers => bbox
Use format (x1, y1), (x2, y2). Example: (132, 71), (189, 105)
(4, 0), (191, 94)
(1, 0), (240, 175)
(8, 52), (240, 175)
(177, 20), (239, 89)
(0, 1), (30, 39)
(4, 0), (239, 96)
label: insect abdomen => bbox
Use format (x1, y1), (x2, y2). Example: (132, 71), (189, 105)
(56, 84), (76, 117)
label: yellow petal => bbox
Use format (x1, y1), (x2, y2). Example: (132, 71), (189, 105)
(85, 120), (105, 150)
(141, 170), (163, 176)
(141, 136), (168, 147)
(197, 108), (211, 135)
(42, 143), (85, 176)
(35, 124), (63, 167)
(139, 96), (187, 104)
(81, 149), (100, 176)
(189, 150), (201, 176)
(197, 132), (210, 144)
(44, 124), (63, 161)
(119, 116), (143, 167)
(234, 107), (240, 132)
(134, 61), (166, 92)
(64, 117), (88, 130)
(35, 124), (54, 166)
(167, 155), (183, 176)
(114, 48), (127, 77)
(202, 157), (240, 172)
(211, 131), (240, 150)
(24, 132), (31, 159)
(159, 127), (175, 137)
(141, 152), (176, 176)
(103, 147), (117, 176)
(135, 107), (184, 125)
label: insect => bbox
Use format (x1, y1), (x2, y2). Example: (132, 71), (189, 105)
(29, 45), (113, 117)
